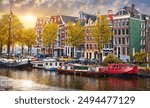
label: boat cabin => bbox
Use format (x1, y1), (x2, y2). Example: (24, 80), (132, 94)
(61, 64), (90, 71)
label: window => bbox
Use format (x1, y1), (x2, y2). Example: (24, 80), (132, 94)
(89, 53), (92, 59)
(122, 29), (125, 35)
(46, 63), (48, 66)
(55, 63), (57, 66)
(126, 38), (129, 44)
(126, 19), (129, 25)
(50, 63), (52, 66)
(87, 44), (89, 50)
(118, 20), (121, 26)
(122, 47), (125, 55)
(141, 31), (143, 36)
(119, 38), (121, 44)
(143, 40), (145, 45)
(126, 29), (129, 34)
(140, 40), (143, 45)
(127, 47), (129, 55)
(118, 29), (121, 35)
(115, 38), (117, 44)
(86, 53), (88, 59)
(114, 29), (117, 35)
(140, 23), (142, 28)
(114, 47), (117, 55)
(122, 37), (125, 44)
(90, 44), (92, 49)
(122, 20), (125, 26)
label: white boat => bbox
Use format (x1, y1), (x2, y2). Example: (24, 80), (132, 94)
(32, 58), (64, 71)
(0, 58), (32, 69)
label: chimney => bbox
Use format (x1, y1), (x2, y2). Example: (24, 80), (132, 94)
(131, 4), (135, 17)
(108, 10), (113, 15)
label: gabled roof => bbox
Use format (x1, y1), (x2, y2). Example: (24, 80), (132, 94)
(79, 11), (97, 24)
(123, 6), (140, 14)
(61, 15), (78, 23)
(116, 4), (141, 18)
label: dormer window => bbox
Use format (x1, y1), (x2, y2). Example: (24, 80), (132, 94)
(118, 9), (126, 15)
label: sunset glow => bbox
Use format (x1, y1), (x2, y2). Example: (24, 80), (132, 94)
(19, 15), (37, 28)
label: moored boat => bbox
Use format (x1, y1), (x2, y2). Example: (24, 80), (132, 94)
(32, 58), (64, 71)
(0, 58), (32, 69)
(57, 63), (138, 77)
(99, 64), (138, 75)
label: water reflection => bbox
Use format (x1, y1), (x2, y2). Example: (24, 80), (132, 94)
(0, 68), (150, 91)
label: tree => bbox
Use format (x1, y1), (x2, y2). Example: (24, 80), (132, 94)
(91, 15), (113, 63)
(135, 52), (147, 64)
(43, 22), (59, 56)
(22, 28), (36, 55)
(103, 53), (121, 65)
(67, 21), (85, 57)
(0, 14), (24, 55)
(0, 19), (7, 55)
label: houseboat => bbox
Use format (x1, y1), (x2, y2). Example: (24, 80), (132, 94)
(57, 63), (138, 77)
(0, 58), (32, 69)
(32, 58), (64, 71)
(99, 64), (138, 75)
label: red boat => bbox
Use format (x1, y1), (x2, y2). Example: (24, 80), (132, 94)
(57, 63), (138, 77)
(98, 64), (138, 75)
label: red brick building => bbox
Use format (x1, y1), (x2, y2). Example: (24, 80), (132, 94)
(35, 15), (78, 57)
(80, 11), (115, 61)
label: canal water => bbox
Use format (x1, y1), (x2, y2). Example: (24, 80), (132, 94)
(0, 68), (150, 91)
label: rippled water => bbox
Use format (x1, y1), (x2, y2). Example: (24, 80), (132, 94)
(0, 68), (150, 91)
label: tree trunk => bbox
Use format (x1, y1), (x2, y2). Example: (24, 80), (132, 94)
(98, 47), (102, 64)
(74, 46), (76, 58)
(28, 46), (30, 55)
(30, 47), (32, 55)
(12, 44), (14, 55)
(21, 45), (24, 55)
(0, 43), (2, 56)
(52, 44), (54, 57)
(48, 46), (51, 56)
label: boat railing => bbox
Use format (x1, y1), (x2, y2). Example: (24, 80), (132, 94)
(108, 63), (129, 71)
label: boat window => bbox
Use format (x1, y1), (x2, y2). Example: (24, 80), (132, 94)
(50, 63), (52, 66)
(59, 63), (62, 66)
(38, 64), (43, 67)
(55, 63), (57, 66)
(46, 63), (48, 65)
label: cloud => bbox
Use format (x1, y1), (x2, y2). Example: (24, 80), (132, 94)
(136, 3), (150, 14)
(0, 0), (149, 17)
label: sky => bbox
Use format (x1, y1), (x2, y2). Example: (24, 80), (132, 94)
(0, 0), (150, 28)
